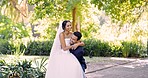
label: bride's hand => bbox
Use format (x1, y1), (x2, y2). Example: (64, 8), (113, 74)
(71, 44), (79, 50)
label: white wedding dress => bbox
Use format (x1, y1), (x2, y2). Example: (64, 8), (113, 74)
(45, 21), (85, 78)
(45, 38), (84, 78)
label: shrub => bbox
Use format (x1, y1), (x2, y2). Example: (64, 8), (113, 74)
(121, 41), (144, 57)
(97, 41), (111, 56)
(83, 39), (146, 58)
(25, 40), (53, 55)
(109, 42), (122, 57)
(0, 38), (147, 58)
(0, 39), (13, 54)
(83, 39), (99, 57)
(83, 39), (111, 57)
(10, 42), (27, 56)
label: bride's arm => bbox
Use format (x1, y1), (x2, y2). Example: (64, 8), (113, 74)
(71, 41), (85, 50)
(76, 41), (85, 46)
(59, 33), (72, 51)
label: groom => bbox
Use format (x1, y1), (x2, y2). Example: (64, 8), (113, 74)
(70, 31), (87, 72)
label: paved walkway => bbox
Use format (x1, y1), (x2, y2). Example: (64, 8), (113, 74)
(85, 57), (148, 78)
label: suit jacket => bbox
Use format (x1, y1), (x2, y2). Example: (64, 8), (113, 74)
(70, 46), (87, 69)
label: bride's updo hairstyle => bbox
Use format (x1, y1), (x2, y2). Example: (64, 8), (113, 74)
(62, 20), (71, 30)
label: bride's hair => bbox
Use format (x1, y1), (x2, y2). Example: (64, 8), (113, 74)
(62, 20), (71, 30)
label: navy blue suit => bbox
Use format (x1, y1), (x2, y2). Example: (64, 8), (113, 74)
(70, 46), (87, 72)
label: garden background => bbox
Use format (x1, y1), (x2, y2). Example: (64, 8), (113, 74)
(0, 0), (147, 78)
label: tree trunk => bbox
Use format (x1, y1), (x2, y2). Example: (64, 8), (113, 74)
(72, 7), (77, 32)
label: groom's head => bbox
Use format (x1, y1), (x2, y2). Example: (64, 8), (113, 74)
(70, 31), (82, 44)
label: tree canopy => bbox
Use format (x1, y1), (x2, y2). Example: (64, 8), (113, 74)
(1, 0), (147, 24)
(28, 0), (86, 19)
(91, 0), (148, 24)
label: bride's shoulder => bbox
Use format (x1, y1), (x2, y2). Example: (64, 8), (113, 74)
(59, 32), (64, 36)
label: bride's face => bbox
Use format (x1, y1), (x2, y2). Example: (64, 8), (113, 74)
(65, 22), (72, 31)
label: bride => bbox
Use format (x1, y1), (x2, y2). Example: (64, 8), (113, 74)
(45, 20), (85, 78)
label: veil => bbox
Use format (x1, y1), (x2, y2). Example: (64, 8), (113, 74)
(49, 21), (64, 56)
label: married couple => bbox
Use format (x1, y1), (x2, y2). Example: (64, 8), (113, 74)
(45, 20), (87, 78)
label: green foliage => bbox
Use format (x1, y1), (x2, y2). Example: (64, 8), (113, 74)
(83, 39), (99, 56)
(0, 39), (12, 54)
(110, 43), (122, 57)
(0, 59), (46, 78)
(121, 41), (144, 57)
(0, 59), (6, 66)
(44, 22), (57, 39)
(11, 40), (26, 56)
(83, 38), (146, 57)
(25, 40), (53, 55)
(34, 58), (48, 72)
(82, 23), (98, 38)
(0, 14), (29, 40)
(0, 39), (53, 56)
(97, 41), (111, 56)
(28, 0), (70, 20)
(91, 0), (147, 24)
(28, 0), (88, 21)
(83, 39), (111, 57)
(0, 38), (147, 58)
(0, 39), (28, 56)
(0, 0), (9, 7)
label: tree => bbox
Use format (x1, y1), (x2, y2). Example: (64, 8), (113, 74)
(91, 0), (148, 24)
(0, 13), (29, 40)
(0, 0), (28, 23)
(28, 0), (88, 31)
(0, 0), (29, 40)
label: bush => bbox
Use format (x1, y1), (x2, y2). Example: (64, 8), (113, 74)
(83, 39), (111, 57)
(0, 38), (147, 58)
(0, 39), (13, 54)
(83, 39), (99, 57)
(83, 39), (146, 58)
(109, 42), (122, 57)
(25, 40), (53, 55)
(0, 40), (53, 56)
(121, 41), (144, 57)
(97, 41), (111, 56)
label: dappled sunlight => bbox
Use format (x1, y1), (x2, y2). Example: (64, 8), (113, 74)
(110, 57), (138, 61)
(122, 59), (148, 69)
(123, 65), (135, 68)
(86, 73), (104, 78)
(0, 0), (147, 78)
(110, 57), (148, 68)
(0, 55), (48, 64)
